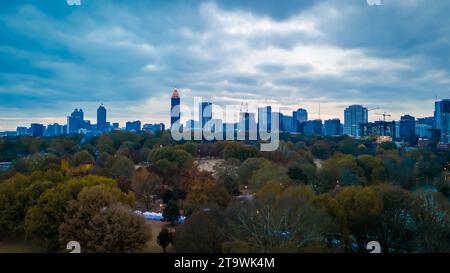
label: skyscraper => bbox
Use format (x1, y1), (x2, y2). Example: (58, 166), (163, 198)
(171, 88), (181, 128)
(97, 104), (107, 133)
(344, 105), (368, 137)
(67, 109), (84, 134)
(434, 99), (450, 143)
(199, 101), (212, 130)
(258, 106), (272, 131)
(399, 115), (416, 143)
(293, 108), (308, 132)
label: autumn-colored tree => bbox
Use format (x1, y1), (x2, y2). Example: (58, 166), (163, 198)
(59, 185), (148, 253)
(132, 168), (163, 210)
(336, 186), (383, 252)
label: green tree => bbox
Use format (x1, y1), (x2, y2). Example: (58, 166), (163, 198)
(71, 150), (95, 167)
(157, 227), (174, 253)
(24, 175), (118, 251)
(59, 186), (147, 253)
(163, 200), (181, 226)
(132, 169), (163, 210)
(336, 186), (383, 252)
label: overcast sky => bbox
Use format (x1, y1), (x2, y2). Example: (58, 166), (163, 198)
(1, 0), (450, 130)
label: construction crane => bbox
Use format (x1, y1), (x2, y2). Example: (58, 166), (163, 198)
(368, 107), (380, 112)
(375, 111), (392, 122)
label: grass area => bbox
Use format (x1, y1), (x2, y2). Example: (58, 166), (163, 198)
(0, 220), (175, 253)
(141, 220), (175, 253)
(0, 236), (37, 253)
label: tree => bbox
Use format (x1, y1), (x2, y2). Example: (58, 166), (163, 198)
(356, 155), (385, 185)
(248, 162), (292, 190)
(410, 191), (450, 253)
(71, 150), (95, 167)
(59, 186), (148, 253)
(24, 175), (118, 251)
(163, 200), (181, 226)
(132, 169), (163, 210)
(174, 205), (226, 253)
(157, 227), (174, 253)
(214, 159), (240, 196)
(336, 186), (383, 252)
(106, 156), (135, 180)
(225, 187), (332, 253)
(372, 184), (414, 253)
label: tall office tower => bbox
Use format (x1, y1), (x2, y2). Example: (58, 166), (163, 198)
(258, 106), (272, 131)
(67, 108), (84, 134)
(344, 105), (368, 137)
(199, 101), (212, 130)
(171, 88), (181, 128)
(324, 119), (341, 136)
(434, 99), (450, 143)
(97, 104), (107, 133)
(30, 123), (44, 137)
(399, 115), (416, 142)
(292, 108), (308, 132)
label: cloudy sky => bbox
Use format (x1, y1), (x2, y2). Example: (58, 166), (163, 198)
(1, 0), (450, 130)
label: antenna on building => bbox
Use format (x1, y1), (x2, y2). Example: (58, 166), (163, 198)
(318, 103), (321, 120)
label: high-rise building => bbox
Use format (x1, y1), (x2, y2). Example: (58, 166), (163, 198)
(46, 123), (64, 136)
(67, 109), (84, 134)
(303, 120), (323, 135)
(293, 108), (308, 132)
(417, 117), (434, 127)
(16, 126), (29, 136)
(281, 115), (293, 132)
(324, 119), (341, 136)
(171, 88), (181, 128)
(258, 106), (272, 131)
(399, 115), (416, 143)
(96, 104), (107, 133)
(199, 102), (212, 130)
(434, 99), (450, 143)
(415, 124), (432, 139)
(125, 120), (141, 131)
(30, 123), (44, 137)
(344, 105), (368, 137)
(361, 121), (396, 138)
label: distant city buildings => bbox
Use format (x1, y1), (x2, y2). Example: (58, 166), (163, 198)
(292, 108), (308, 132)
(4, 87), (450, 149)
(399, 115), (416, 143)
(126, 120), (142, 132)
(434, 99), (450, 143)
(30, 123), (44, 137)
(143, 123), (165, 132)
(361, 121), (396, 139)
(324, 119), (342, 136)
(344, 105), (368, 137)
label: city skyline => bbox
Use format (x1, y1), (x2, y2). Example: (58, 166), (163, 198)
(2, 0), (450, 130)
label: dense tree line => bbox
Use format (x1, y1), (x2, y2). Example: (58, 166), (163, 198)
(0, 131), (449, 252)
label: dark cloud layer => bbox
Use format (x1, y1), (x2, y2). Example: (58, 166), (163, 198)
(1, 0), (449, 129)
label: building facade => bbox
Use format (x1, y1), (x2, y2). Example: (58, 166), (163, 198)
(344, 105), (368, 137)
